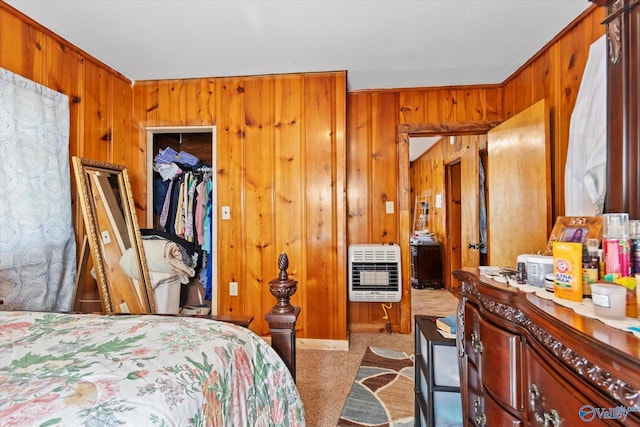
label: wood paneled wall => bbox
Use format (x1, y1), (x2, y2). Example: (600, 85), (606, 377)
(3, 1), (607, 338)
(133, 73), (347, 340)
(2, 3), (347, 341)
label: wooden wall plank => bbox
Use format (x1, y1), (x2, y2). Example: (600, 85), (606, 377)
(184, 78), (216, 125)
(484, 87), (503, 121)
(45, 35), (84, 247)
(424, 90), (443, 123)
(399, 91), (427, 123)
(333, 71), (348, 340)
(0, 10), (44, 83)
(346, 93), (372, 245)
(371, 92), (400, 242)
(81, 61), (111, 162)
(216, 77), (246, 318)
(243, 76), (276, 335)
(274, 75), (305, 332)
(303, 75), (341, 339)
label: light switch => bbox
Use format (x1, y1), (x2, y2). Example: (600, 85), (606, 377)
(385, 201), (395, 214)
(221, 206), (231, 220)
(229, 281), (238, 296)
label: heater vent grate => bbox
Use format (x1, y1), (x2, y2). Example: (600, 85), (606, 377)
(348, 244), (401, 302)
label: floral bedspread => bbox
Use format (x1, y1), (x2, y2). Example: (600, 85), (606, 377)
(0, 311), (305, 426)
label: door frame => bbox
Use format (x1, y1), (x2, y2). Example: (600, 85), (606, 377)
(145, 125), (218, 312)
(397, 120), (500, 333)
(445, 158), (462, 292)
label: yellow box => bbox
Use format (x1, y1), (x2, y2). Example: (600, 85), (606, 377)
(553, 242), (583, 302)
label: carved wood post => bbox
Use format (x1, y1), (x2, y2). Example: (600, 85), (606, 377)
(265, 253), (300, 381)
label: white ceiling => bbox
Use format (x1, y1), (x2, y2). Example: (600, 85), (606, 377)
(6, 0), (591, 91)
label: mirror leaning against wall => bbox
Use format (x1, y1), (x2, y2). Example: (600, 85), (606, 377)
(72, 157), (156, 314)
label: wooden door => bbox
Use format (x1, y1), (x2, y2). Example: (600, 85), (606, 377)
(487, 99), (551, 267)
(460, 138), (480, 269)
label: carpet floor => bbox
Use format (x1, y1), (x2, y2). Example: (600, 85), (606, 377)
(295, 288), (459, 425)
(337, 347), (415, 427)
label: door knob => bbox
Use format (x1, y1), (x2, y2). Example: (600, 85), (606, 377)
(467, 242), (486, 250)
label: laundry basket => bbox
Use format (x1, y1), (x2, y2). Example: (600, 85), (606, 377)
(153, 279), (182, 314)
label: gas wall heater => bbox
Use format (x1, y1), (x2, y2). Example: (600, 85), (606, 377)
(348, 243), (401, 302)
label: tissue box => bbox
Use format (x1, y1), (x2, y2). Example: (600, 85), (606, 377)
(527, 255), (554, 287)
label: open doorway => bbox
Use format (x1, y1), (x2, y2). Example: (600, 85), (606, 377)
(145, 126), (218, 313)
(397, 121), (499, 332)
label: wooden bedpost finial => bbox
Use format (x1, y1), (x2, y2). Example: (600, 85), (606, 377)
(278, 253), (289, 280)
(269, 252), (298, 313)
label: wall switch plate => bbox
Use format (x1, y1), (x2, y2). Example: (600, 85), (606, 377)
(229, 281), (238, 296)
(221, 206), (231, 220)
(385, 201), (395, 214)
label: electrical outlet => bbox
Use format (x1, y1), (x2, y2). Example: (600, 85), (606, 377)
(229, 281), (238, 296)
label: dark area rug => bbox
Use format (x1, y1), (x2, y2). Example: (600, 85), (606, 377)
(337, 346), (414, 427)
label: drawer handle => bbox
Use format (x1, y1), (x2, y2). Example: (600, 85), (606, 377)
(471, 331), (483, 354)
(529, 384), (561, 426)
(474, 397), (486, 426)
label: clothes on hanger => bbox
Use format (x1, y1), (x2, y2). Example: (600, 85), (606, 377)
(153, 148), (214, 300)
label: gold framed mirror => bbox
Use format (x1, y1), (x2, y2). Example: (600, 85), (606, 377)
(72, 157), (156, 313)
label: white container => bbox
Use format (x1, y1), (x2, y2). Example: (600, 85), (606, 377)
(591, 283), (626, 320)
(527, 255), (554, 287)
(544, 273), (555, 292)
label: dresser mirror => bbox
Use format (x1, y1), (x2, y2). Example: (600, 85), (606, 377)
(72, 157), (156, 314)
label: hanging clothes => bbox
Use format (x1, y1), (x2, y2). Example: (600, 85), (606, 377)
(479, 158), (487, 255)
(565, 35), (607, 216)
(153, 150), (214, 302)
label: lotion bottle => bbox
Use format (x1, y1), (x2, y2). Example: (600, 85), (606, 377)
(630, 220), (640, 276)
(602, 213), (631, 279)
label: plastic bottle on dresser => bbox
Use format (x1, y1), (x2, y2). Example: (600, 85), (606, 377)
(602, 213), (631, 279)
(631, 220), (640, 276)
(582, 239), (599, 296)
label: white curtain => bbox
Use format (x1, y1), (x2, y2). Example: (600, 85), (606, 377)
(0, 67), (76, 311)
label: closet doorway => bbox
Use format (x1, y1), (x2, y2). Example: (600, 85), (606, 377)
(146, 126), (218, 313)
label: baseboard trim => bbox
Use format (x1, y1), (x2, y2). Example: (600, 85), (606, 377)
(260, 336), (350, 351)
(297, 338), (350, 351)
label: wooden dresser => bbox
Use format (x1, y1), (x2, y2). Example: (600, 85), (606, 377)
(454, 268), (640, 426)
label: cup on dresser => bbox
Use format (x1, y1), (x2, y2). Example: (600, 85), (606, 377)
(591, 282), (627, 320)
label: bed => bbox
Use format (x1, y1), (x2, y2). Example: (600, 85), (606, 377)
(0, 310), (305, 426)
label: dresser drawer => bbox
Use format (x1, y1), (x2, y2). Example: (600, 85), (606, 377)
(525, 346), (611, 426)
(464, 302), (481, 368)
(465, 303), (522, 411)
(468, 363), (522, 427)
